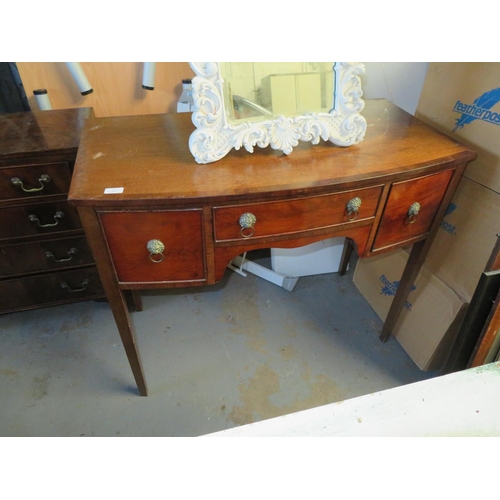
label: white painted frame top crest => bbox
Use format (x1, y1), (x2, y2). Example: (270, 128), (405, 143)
(188, 62), (367, 164)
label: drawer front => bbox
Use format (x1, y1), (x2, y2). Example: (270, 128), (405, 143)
(0, 200), (82, 242)
(0, 162), (72, 202)
(372, 169), (454, 251)
(0, 236), (94, 278)
(99, 210), (206, 284)
(213, 186), (382, 242)
(0, 267), (104, 314)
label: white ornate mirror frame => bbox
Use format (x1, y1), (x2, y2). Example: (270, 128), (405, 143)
(188, 62), (367, 164)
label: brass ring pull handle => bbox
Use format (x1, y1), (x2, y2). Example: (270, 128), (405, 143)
(147, 239), (165, 263)
(28, 211), (65, 228)
(60, 279), (89, 293)
(239, 212), (257, 238)
(346, 197), (362, 221)
(406, 202), (421, 224)
(11, 174), (51, 193)
(46, 247), (78, 263)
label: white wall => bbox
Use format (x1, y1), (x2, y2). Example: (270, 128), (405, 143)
(360, 62), (429, 116)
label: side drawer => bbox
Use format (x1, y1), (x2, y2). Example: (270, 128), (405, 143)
(213, 186), (383, 242)
(99, 210), (206, 284)
(0, 267), (104, 314)
(0, 200), (82, 242)
(372, 169), (454, 251)
(0, 162), (72, 202)
(0, 236), (95, 278)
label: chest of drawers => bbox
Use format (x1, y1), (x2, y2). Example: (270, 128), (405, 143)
(0, 108), (105, 314)
(69, 100), (477, 396)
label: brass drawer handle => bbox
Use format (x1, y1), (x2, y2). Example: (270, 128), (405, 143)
(46, 247), (78, 263)
(239, 212), (257, 238)
(29, 211), (65, 228)
(60, 279), (89, 293)
(147, 239), (165, 263)
(346, 196), (362, 221)
(406, 202), (421, 224)
(11, 174), (51, 193)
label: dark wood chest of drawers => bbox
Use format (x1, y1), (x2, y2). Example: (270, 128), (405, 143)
(0, 108), (105, 314)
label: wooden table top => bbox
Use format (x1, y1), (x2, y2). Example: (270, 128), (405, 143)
(69, 100), (476, 207)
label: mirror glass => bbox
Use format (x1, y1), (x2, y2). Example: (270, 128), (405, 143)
(189, 62), (366, 164)
(219, 62), (335, 123)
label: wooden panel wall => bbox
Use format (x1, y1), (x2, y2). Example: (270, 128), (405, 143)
(16, 62), (195, 117)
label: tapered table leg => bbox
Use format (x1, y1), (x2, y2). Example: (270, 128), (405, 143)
(78, 207), (148, 396)
(380, 240), (425, 343)
(107, 290), (148, 396)
(339, 238), (354, 276)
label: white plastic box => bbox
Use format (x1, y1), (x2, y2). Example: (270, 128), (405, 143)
(270, 237), (346, 277)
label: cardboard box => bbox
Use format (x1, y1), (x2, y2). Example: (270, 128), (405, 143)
(416, 62), (500, 194)
(271, 237), (345, 277)
(414, 63), (500, 304)
(353, 250), (467, 371)
(422, 177), (500, 303)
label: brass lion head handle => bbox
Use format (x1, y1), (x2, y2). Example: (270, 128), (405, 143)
(346, 197), (362, 221)
(146, 239), (165, 263)
(406, 202), (421, 224)
(239, 212), (257, 238)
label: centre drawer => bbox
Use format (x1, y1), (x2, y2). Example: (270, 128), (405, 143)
(213, 186), (383, 242)
(99, 210), (206, 284)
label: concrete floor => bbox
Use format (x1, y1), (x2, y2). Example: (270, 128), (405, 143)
(0, 253), (437, 436)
